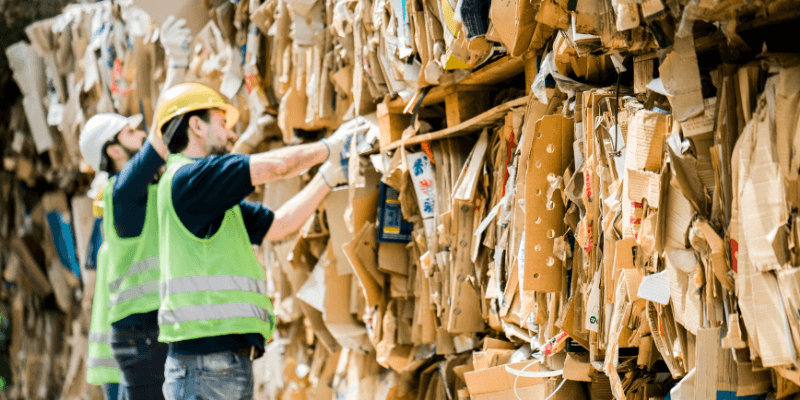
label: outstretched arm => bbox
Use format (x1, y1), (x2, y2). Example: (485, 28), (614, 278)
(148, 15), (192, 158)
(248, 142), (329, 186)
(264, 173), (331, 241)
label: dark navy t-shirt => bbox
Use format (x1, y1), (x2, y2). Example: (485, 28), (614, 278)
(168, 154), (274, 357)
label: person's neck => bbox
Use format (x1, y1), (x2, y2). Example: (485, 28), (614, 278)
(181, 140), (208, 159)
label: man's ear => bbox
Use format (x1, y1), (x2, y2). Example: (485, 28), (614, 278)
(105, 144), (124, 161)
(188, 115), (206, 139)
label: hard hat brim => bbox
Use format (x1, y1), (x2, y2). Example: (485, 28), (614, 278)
(219, 104), (240, 130)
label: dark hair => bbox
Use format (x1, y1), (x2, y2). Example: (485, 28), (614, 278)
(162, 109), (211, 153)
(100, 140), (118, 174)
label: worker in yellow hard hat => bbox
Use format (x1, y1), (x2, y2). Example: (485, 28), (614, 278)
(153, 82), (353, 399)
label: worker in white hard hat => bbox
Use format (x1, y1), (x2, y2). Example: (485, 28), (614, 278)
(80, 111), (169, 400)
(80, 15), (190, 400)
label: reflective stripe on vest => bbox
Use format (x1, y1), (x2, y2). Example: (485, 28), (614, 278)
(108, 256), (159, 293)
(159, 303), (272, 325)
(159, 275), (266, 299)
(88, 332), (110, 344)
(87, 356), (119, 369)
(108, 280), (159, 308)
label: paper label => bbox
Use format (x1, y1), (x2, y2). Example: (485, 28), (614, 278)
(407, 152), (437, 221)
(46, 100), (64, 127)
(585, 269), (601, 332)
(637, 270), (671, 305)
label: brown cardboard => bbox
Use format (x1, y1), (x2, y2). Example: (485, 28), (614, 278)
(464, 361), (546, 398)
(564, 353), (592, 382)
(343, 223), (385, 309)
(488, 0), (538, 57)
(354, 223), (385, 289)
(524, 115), (574, 292)
(325, 188), (356, 275)
(447, 199), (485, 333)
(658, 36), (704, 122)
(736, 362), (771, 397)
(135, 0), (209, 41)
(324, 253), (370, 350)
(775, 370), (800, 399)
(777, 268), (800, 357)
(379, 243), (409, 276)
(298, 300), (341, 353)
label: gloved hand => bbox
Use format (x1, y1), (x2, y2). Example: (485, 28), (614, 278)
(321, 119), (370, 162)
(319, 160), (347, 188)
(160, 16), (192, 66)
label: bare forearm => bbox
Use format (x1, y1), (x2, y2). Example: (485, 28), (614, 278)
(265, 174), (330, 241)
(162, 63), (186, 95)
(249, 142), (328, 186)
(147, 126), (169, 160)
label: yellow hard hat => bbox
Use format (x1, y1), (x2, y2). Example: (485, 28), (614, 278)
(155, 82), (240, 137)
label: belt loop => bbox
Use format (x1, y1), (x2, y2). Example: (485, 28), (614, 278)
(249, 346), (255, 361)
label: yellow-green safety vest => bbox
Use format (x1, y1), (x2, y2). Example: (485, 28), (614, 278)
(103, 177), (161, 324)
(86, 242), (121, 384)
(156, 153), (275, 344)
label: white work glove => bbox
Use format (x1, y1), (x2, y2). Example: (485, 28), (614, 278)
(319, 160), (347, 188)
(160, 16), (192, 66)
(321, 119), (370, 163)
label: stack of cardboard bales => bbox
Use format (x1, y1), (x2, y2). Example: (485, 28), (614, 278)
(3, 0), (800, 399)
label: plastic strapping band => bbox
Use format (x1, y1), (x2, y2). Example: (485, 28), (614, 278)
(504, 364), (564, 378)
(504, 358), (565, 400)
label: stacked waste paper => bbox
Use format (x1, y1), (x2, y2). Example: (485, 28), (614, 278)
(2, 0), (800, 399)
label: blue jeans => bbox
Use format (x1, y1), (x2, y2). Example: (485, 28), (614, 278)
(163, 350), (254, 400)
(102, 383), (122, 400)
(110, 324), (169, 400)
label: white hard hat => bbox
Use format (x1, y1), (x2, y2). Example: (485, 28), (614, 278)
(79, 113), (143, 172)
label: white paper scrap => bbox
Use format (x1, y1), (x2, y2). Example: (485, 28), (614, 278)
(637, 270), (671, 305)
(585, 269), (601, 332)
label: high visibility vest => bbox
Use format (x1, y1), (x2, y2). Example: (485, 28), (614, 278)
(86, 242), (121, 384)
(156, 153), (275, 344)
(104, 177), (161, 324)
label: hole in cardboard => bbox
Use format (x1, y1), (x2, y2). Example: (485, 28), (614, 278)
(546, 229), (555, 238)
(536, 189), (541, 196)
(536, 161), (542, 168)
(546, 144), (555, 153)
(533, 273), (540, 279)
(534, 244), (541, 252)
(535, 217), (541, 224)
(546, 201), (555, 210)
(546, 257), (555, 266)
